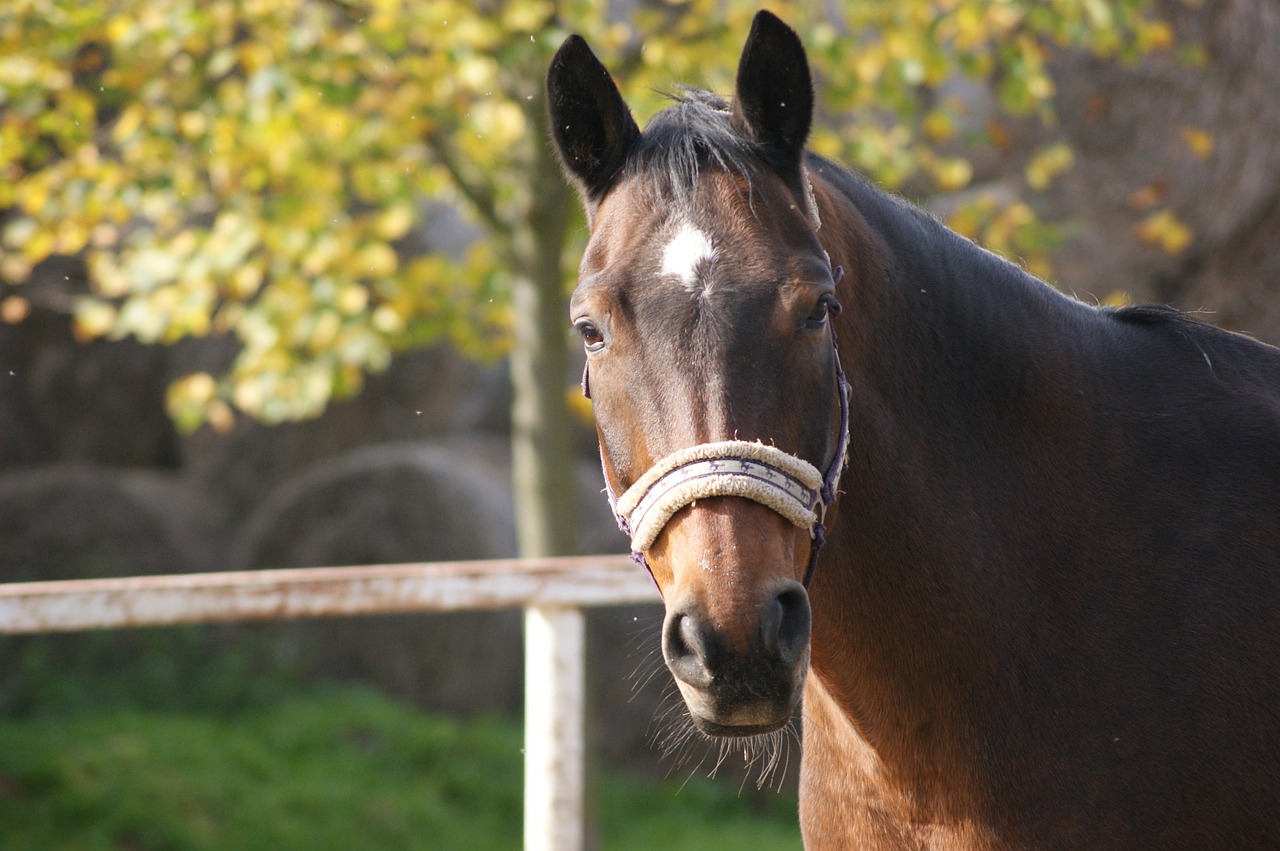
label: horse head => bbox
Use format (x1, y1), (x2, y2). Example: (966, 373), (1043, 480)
(548, 12), (847, 737)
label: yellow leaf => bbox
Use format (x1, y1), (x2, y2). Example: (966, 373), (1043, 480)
(172, 371), (218, 406)
(237, 42), (274, 75)
(178, 111), (207, 138)
(371, 303), (405, 334)
(232, 376), (265, 416)
(73, 299), (117, 342)
(375, 204), (414, 241)
(1136, 20), (1175, 52)
(22, 227), (55, 264)
(1179, 126), (1214, 160)
(105, 16), (135, 46)
(309, 312), (341, 351)
(1025, 142), (1075, 191)
(855, 51), (883, 84)
(0, 56), (43, 87)
(456, 56), (497, 92)
(230, 263), (263, 298)
(208, 47), (239, 79)
(335, 283), (369, 316)
(113, 104), (145, 144)
(922, 109), (955, 144)
(470, 100), (526, 147)
(0, 252), (32, 283)
(1135, 208), (1193, 255)
(354, 242), (397, 276)
(501, 0), (552, 32)
(55, 220), (90, 255)
(1082, 0), (1114, 29)
(18, 177), (49, 216)
(88, 250), (130, 298)
(931, 157), (973, 192)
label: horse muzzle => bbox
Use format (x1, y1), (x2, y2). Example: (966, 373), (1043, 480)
(599, 439), (840, 735)
(661, 580), (812, 736)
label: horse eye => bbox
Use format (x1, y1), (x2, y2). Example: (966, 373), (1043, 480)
(804, 296), (842, 330)
(575, 319), (606, 352)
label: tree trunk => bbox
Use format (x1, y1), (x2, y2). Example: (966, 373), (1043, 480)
(509, 54), (588, 851)
(509, 80), (577, 561)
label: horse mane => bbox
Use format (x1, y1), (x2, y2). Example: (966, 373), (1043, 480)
(624, 88), (761, 205)
(1105, 303), (1198, 326)
(629, 88), (1211, 351)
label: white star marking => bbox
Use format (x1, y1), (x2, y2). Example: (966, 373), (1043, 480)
(660, 221), (717, 291)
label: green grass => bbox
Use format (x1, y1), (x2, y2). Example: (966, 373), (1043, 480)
(0, 686), (801, 850)
(600, 770), (802, 851)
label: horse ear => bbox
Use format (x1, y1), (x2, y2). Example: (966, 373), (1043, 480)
(546, 35), (641, 209)
(731, 11), (813, 169)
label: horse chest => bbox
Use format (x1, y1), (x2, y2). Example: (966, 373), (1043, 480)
(799, 674), (1005, 851)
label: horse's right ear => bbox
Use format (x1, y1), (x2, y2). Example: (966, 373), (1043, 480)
(546, 35), (640, 212)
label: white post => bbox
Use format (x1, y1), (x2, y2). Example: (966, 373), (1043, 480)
(523, 604), (585, 851)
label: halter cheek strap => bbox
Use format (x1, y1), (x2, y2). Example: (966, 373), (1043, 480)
(585, 267), (850, 588)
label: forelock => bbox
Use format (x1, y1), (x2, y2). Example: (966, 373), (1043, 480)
(623, 88), (761, 208)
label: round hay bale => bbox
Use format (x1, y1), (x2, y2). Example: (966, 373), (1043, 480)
(231, 438), (516, 569)
(0, 465), (219, 582)
(226, 438), (521, 715)
(0, 465), (224, 713)
(226, 436), (658, 733)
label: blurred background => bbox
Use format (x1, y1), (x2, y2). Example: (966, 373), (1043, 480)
(1, 0), (1277, 847)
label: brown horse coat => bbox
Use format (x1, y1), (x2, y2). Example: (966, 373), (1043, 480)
(549, 12), (1280, 848)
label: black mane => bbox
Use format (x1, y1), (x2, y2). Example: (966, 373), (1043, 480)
(1105, 302), (1197, 326)
(624, 88), (761, 204)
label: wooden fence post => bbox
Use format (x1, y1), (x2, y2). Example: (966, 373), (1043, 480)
(523, 604), (585, 851)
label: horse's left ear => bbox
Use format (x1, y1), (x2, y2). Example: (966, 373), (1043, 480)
(731, 11), (813, 170)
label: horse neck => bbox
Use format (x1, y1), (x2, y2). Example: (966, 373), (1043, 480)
(814, 161), (1087, 400)
(813, 161), (1090, 463)
(805, 161), (1097, 798)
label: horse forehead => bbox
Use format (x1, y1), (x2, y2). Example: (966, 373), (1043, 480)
(659, 220), (718, 289)
(586, 170), (783, 269)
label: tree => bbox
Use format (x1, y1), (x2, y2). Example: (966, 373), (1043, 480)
(0, 0), (1168, 560)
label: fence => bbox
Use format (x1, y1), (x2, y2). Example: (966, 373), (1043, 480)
(0, 555), (661, 851)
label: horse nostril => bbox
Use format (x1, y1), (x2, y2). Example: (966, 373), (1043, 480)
(762, 584), (811, 666)
(663, 611), (714, 689)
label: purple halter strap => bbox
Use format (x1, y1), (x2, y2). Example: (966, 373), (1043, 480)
(583, 265), (850, 590)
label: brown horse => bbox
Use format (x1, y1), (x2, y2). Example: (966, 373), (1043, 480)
(547, 11), (1280, 849)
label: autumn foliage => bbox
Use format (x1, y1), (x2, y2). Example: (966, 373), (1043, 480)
(0, 0), (1164, 428)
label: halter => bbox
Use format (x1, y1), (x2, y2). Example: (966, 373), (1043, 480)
(583, 266), (851, 589)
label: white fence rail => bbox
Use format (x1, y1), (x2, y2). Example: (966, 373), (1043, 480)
(0, 555), (661, 851)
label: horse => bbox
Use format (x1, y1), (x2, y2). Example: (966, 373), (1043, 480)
(546, 11), (1280, 849)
